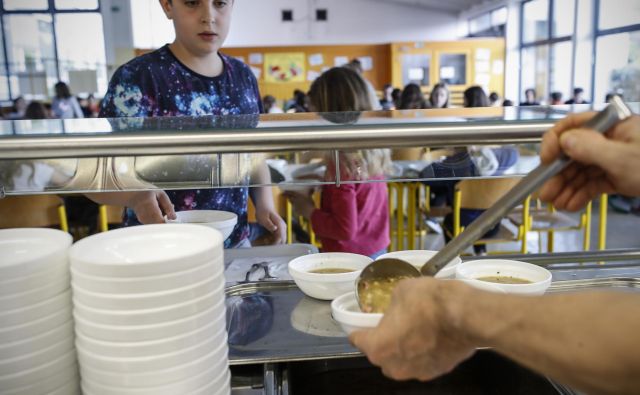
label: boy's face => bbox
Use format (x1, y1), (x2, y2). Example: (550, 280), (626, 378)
(160, 0), (233, 56)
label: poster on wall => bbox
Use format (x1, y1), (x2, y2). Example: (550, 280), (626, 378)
(309, 53), (324, 66)
(264, 53), (306, 83)
(249, 53), (263, 65)
(358, 56), (373, 71)
(334, 56), (349, 67)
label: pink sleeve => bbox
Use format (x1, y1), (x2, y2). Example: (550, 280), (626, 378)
(310, 185), (357, 241)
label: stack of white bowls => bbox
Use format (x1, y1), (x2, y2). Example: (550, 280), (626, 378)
(69, 224), (230, 395)
(0, 228), (79, 395)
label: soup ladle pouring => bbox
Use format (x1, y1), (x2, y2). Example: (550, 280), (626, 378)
(356, 96), (634, 313)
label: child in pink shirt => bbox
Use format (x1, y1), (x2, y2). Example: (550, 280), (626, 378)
(286, 67), (391, 258)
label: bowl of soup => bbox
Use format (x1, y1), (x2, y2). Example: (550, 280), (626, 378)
(288, 253), (373, 300)
(455, 259), (552, 295)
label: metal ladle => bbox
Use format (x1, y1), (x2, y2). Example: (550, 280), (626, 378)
(356, 96), (634, 313)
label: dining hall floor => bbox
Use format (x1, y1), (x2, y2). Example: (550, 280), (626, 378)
(403, 201), (640, 255)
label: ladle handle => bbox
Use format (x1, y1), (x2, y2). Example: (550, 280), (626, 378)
(422, 96), (634, 275)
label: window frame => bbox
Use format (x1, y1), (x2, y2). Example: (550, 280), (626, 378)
(0, 0), (102, 100)
(590, 0), (640, 103)
(468, 6), (508, 37)
(518, 0), (577, 104)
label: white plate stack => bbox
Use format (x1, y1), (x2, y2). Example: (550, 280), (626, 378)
(69, 224), (230, 395)
(0, 228), (79, 395)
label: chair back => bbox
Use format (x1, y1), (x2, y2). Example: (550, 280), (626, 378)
(457, 178), (522, 210)
(0, 195), (65, 228)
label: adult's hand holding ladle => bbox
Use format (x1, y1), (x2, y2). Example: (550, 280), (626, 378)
(356, 96), (634, 314)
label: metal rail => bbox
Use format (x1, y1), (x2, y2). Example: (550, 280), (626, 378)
(0, 120), (552, 160)
(462, 248), (640, 265)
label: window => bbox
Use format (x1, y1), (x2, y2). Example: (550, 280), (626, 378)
(523, 0), (549, 43)
(0, 30), (8, 101)
(598, 0), (640, 31)
(439, 54), (467, 85)
(468, 7), (507, 37)
(401, 54), (430, 87)
(3, 14), (57, 99)
(491, 7), (508, 27)
(55, 0), (99, 10)
(552, 0), (575, 37)
(520, 0), (577, 104)
(131, 0), (175, 50)
(521, 45), (549, 103)
(594, 31), (640, 102)
(0, 0), (105, 100)
(3, 0), (48, 11)
(550, 41), (573, 102)
(470, 14), (491, 35)
(55, 13), (108, 96)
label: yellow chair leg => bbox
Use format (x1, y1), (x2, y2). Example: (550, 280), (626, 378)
(520, 196), (531, 254)
(58, 205), (69, 233)
(547, 204), (555, 252)
(453, 189), (461, 237)
(407, 183), (416, 250)
(286, 200), (293, 244)
(598, 194), (608, 250)
(98, 205), (109, 232)
(583, 201), (592, 251)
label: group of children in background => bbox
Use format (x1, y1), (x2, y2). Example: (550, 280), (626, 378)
(4, 83), (99, 121)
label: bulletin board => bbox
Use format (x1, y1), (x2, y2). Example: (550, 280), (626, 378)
(264, 53), (306, 83)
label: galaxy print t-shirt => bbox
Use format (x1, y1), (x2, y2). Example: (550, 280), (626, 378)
(100, 45), (262, 248)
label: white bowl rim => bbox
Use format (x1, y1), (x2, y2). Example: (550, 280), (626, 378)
(72, 283), (225, 316)
(76, 329), (227, 364)
(72, 297), (224, 331)
(70, 256), (223, 284)
(69, 224), (222, 269)
(168, 210), (238, 227)
(289, 252), (372, 281)
(75, 311), (225, 349)
(456, 259), (552, 287)
(331, 291), (383, 325)
(0, 319), (74, 352)
(71, 270), (224, 300)
(79, 337), (228, 379)
(0, 228), (72, 278)
(80, 360), (228, 394)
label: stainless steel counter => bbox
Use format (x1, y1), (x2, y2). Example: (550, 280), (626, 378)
(226, 249), (640, 366)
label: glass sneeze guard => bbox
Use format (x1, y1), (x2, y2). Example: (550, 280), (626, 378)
(0, 104), (637, 196)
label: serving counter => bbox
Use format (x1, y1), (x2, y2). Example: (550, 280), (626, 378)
(1, 104), (639, 394)
(226, 249), (640, 395)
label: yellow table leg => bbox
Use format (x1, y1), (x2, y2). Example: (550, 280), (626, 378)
(583, 201), (592, 251)
(598, 194), (608, 251)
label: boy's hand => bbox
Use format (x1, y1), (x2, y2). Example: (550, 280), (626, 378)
(539, 114), (640, 211)
(128, 191), (176, 224)
(255, 208), (286, 245)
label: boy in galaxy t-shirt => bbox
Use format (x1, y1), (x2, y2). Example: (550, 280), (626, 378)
(92, 0), (285, 248)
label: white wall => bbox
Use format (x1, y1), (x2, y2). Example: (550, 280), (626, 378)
(226, 0), (459, 46)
